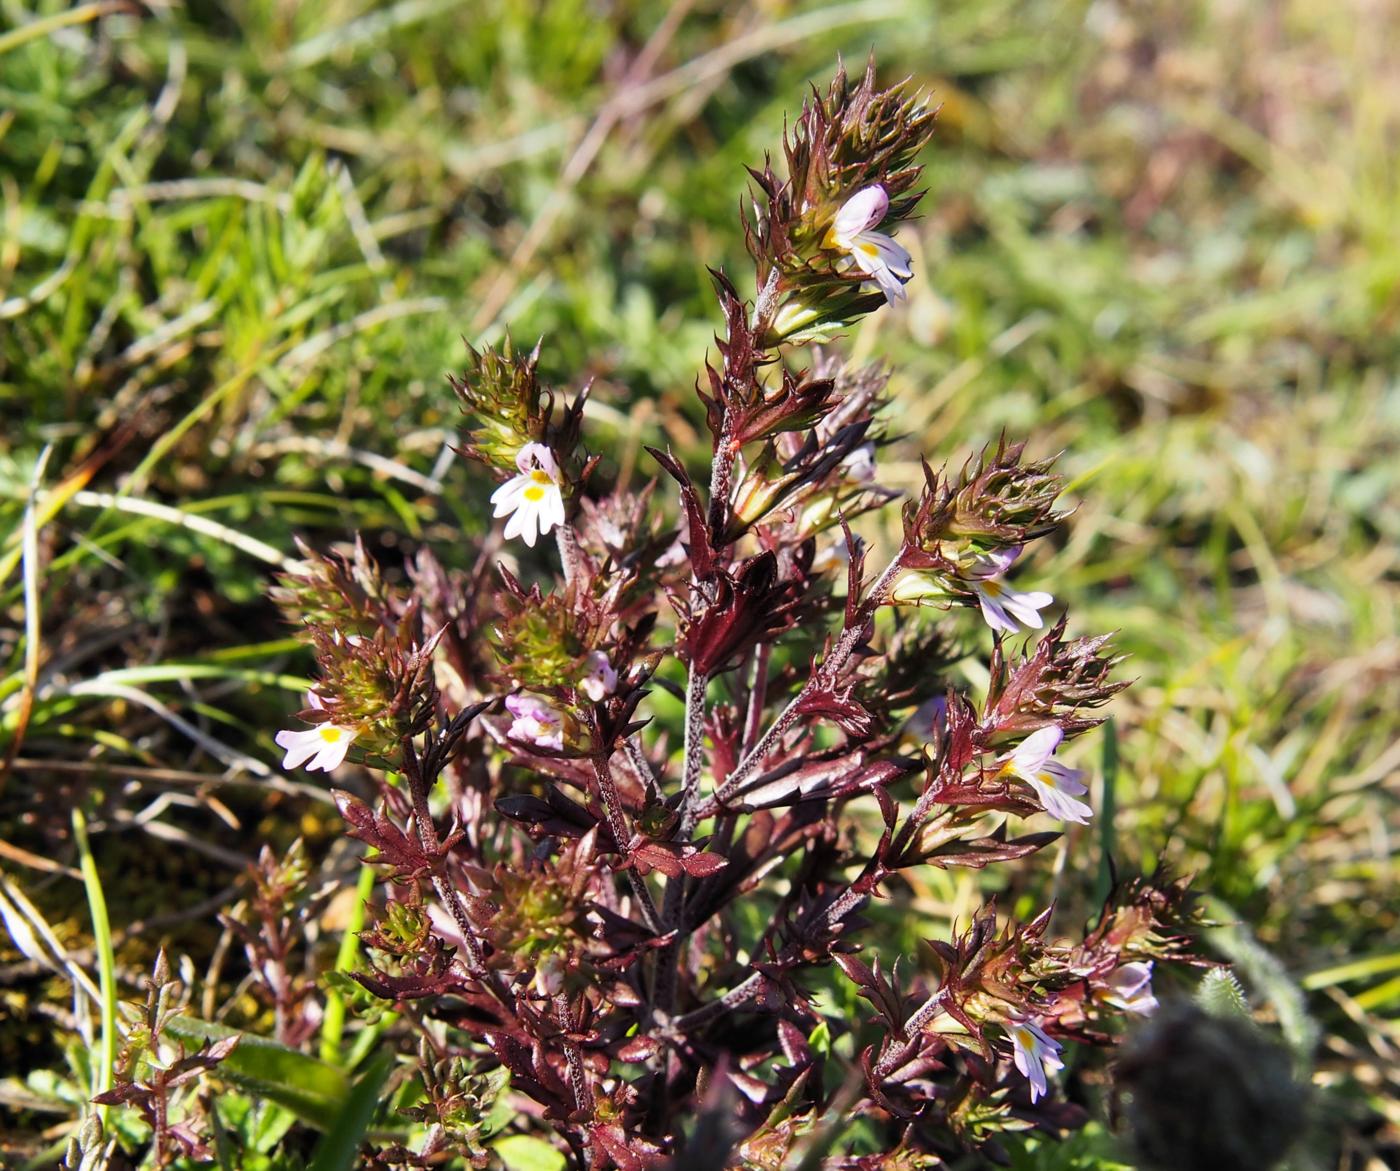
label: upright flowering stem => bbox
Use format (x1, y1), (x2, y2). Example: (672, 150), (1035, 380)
(708, 554), (903, 811)
(654, 665), (709, 1025)
(267, 63), (1190, 1168)
(401, 741), (493, 981)
(591, 751), (663, 932)
(741, 643), (771, 753)
(873, 990), (948, 1079)
(623, 735), (662, 802)
(555, 524), (583, 588)
(656, 654), (714, 1038)
(553, 994), (595, 1119)
(676, 663), (710, 839)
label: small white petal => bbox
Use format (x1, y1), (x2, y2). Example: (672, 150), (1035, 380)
(1008, 1021), (1063, 1103)
(864, 231), (913, 278)
(1030, 777), (1093, 823)
(544, 488), (566, 533)
(833, 185), (889, 240)
(1012, 725), (1064, 770)
(1003, 589), (1054, 629)
(275, 728), (320, 770)
(1043, 760), (1088, 794)
(279, 724), (356, 772)
(580, 652), (617, 701)
(493, 450), (564, 547)
(975, 588), (1019, 634)
(516, 442), (558, 476)
(967, 545), (1023, 579)
(518, 501), (540, 547)
(869, 262), (909, 305)
(307, 732), (354, 773)
(1105, 962), (1159, 1015)
(491, 476), (527, 515)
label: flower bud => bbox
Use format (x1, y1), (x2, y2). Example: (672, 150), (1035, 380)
(888, 567), (956, 606)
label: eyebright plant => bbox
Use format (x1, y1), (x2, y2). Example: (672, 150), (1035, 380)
(275, 60), (1197, 1169)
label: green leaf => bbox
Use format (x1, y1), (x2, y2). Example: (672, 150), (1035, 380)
(493, 1134), (567, 1171)
(165, 1016), (352, 1131)
(480, 1068), (516, 1138)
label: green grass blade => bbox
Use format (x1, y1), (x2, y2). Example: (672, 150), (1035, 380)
(305, 1051), (394, 1171)
(70, 808), (116, 1119)
(319, 855), (377, 1063)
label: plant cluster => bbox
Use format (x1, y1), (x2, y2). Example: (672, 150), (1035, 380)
(269, 61), (1198, 1168)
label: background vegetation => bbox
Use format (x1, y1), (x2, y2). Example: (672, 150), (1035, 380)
(2, 0), (1396, 1167)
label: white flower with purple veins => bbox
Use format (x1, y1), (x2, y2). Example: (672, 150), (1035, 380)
(1102, 961), (1158, 1015)
(580, 651), (617, 702)
(1007, 1019), (1065, 1103)
(999, 724), (1093, 823)
(824, 185), (914, 304)
(505, 694), (564, 750)
(964, 545), (1054, 635)
(490, 443), (565, 547)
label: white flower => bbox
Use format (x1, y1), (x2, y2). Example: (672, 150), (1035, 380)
(963, 546), (1054, 634)
(505, 693), (564, 750)
(275, 721), (358, 772)
(1007, 1019), (1064, 1103)
(1101, 961), (1158, 1015)
(580, 651), (617, 702)
(998, 725), (1092, 823)
(971, 577), (1055, 634)
(824, 185), (914, 305)
(490, 443), (565, 547)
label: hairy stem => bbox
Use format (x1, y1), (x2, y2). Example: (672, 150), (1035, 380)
(741, 642), (771, 754)
(872, 989), (948, 1080)
(676, 663), (709, 838)
(555, 522), (584, 588)
(711, 554), (904, 807)
(668, 971), (765, 1033)
(403, 742), (495, 982)
(592, 751), (663, 932)
(554, 992), (595, 1117)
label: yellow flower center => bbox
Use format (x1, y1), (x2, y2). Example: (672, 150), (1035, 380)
(523, 485), (546, 502)
(980, 579), (1004, 597)
(528, 469), (554, 485)
(319, 726), (344, 743)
